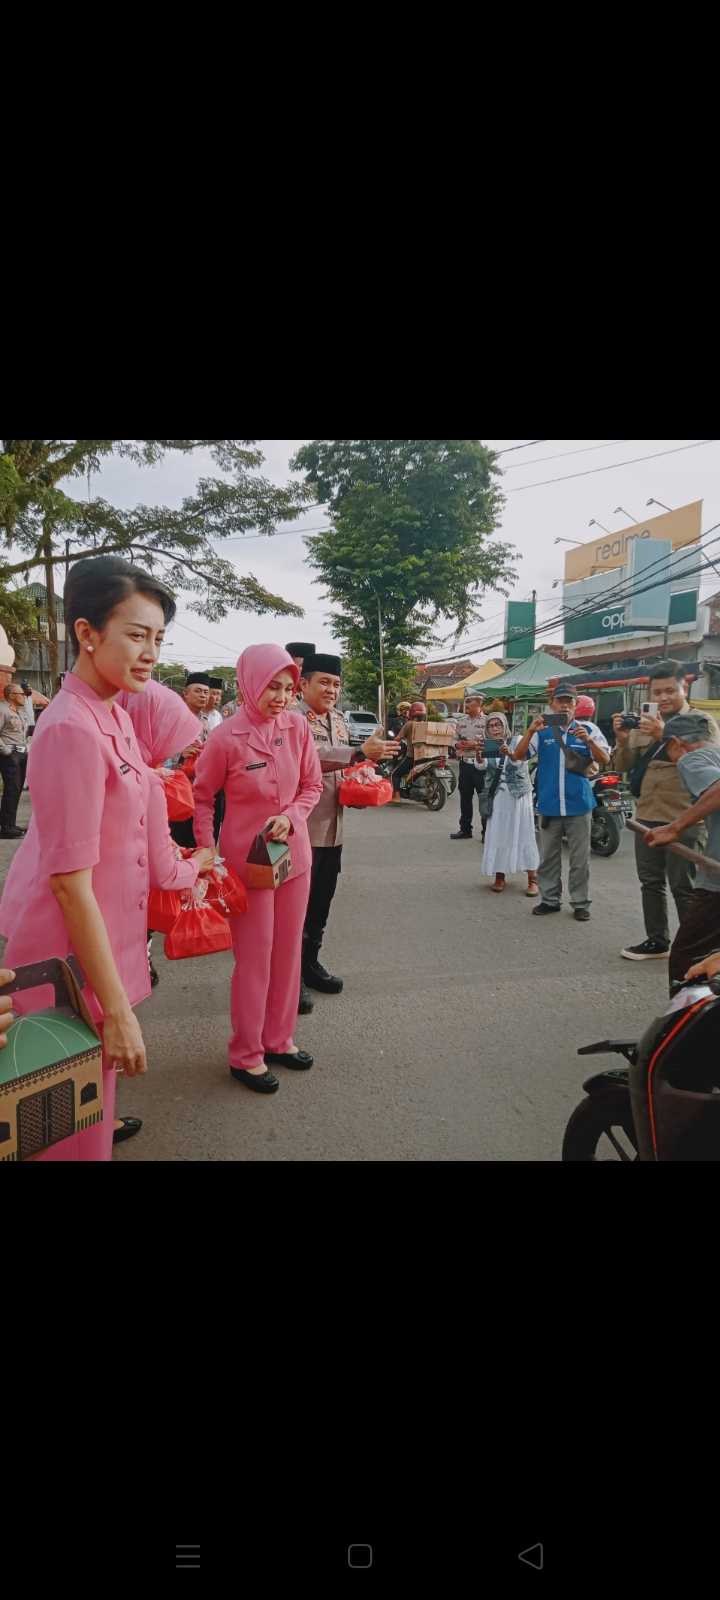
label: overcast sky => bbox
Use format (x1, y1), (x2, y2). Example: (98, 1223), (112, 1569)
(59, 440), (720, 673)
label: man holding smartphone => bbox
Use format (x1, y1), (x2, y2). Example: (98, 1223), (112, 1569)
(612, 660), (720, 961)
(510, 683), (609, 921)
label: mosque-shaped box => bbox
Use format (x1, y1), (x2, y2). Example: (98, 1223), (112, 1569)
(246, 832), (292, 891)
(0, 958), (103, 1162)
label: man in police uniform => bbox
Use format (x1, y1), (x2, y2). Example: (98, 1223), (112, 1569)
(450, 694), (488, 840)
(169, 673), (224, 848)
(296, 653), (400, 1011)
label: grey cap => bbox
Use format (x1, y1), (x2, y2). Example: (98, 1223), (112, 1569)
(552, 680), (578, 701)
(663, 712), (713, 743)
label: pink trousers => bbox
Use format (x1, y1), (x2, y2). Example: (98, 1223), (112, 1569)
(229, 871), (311, 1071)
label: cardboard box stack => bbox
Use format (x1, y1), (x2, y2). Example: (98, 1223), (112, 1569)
(409, 721), (454, 761)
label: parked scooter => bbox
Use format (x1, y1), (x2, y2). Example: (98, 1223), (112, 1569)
(379, 741), (453, 812)
(589, 772), (632, 857)
(562, 977), (720, 1160)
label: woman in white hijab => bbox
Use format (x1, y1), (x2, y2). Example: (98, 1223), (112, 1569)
(477, 713), (540, 895)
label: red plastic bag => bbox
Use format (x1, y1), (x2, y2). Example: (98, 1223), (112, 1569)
(205, 862), (247, 917)
(339, 761), (394, 809)
(180, 754), (198, 782)
(147, 888), (184, 934)
(159, 769), (195, 823)
(164, 903), (233, 961)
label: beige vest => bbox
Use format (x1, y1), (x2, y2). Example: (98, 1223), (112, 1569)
(296, 702), (355, 847)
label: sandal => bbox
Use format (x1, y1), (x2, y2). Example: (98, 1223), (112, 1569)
(491, 875), (507, 894)
(526, 877), (540, 897)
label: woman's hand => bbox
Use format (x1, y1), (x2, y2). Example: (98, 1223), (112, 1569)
(103, 1005), (148, 1078)
(265, 815), (292, 843)
(0, 968), (16, 1047)
(192, 846), (217, 875)
(182, 741), (202, 760)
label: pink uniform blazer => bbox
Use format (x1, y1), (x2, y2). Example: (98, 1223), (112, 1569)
(0, 675), (200, 1019)
(192, 709), (323, 884)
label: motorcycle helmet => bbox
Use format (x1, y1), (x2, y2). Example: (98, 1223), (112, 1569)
(576, 695), (596, 720)
(397, 701), (412, 714)
(409, 702), (427, 718)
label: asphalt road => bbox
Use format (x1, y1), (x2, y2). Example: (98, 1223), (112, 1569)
(0, 784), (678, 1161)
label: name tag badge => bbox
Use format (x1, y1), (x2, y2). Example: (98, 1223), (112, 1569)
(275, 738), (284, 747)
(120, 763), (131, 775)
(247, 762), (268, 772)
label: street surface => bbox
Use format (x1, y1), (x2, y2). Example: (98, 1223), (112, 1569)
(0, 783), (677, 1161)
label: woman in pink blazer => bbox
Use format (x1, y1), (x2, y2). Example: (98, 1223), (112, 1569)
(0, 557), (215, 1161)
(193, 644), (323, 1093)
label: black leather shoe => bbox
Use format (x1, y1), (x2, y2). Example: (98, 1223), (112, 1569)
(113, 1117), (143, 1146)
(0, 827), (26, 839)
(532, 903), (561, 916)
(298, 982), (314, 1015)
(450, 831), (473, 840)
(303, 961), (344, 995)
(265, 1050), (314, 1071)
(574, 908), (591, 922)
(230, 1067), (280, 1094)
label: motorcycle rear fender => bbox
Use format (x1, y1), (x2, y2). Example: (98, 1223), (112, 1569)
(582, 1068), (631, 1095)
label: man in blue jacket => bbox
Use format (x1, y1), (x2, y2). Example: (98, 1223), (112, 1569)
(509, 682), (610, 921)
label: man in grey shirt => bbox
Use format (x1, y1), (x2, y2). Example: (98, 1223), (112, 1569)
(0, 683), (30, 837)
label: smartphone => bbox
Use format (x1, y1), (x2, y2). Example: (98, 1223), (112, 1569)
(642, 702), (659, 718)
(483, 739), (503, 758)
(544, 713), (569, 729)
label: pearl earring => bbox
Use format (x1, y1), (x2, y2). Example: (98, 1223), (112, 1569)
(86, 645), (94, 654)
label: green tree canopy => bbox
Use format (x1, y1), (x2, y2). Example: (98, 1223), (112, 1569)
(0, 441), (311, 678)
(292, 440), (515, 705)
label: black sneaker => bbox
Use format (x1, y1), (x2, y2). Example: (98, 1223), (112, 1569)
(621, 939), (670, 961)
(450, 831), (473, 840)
(574, 908), (591, 923)
(532, 903), (561, 916)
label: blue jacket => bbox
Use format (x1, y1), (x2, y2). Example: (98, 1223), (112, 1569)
(531, 721), (609, 818)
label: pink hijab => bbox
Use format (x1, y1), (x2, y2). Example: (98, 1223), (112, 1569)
(236, 644), (300, 747)
(116, 681), (202, 766)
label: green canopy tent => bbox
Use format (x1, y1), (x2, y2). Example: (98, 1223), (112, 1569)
(475, 650), (586, 729)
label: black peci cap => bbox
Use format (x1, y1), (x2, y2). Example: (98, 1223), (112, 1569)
(185, 673), (215, 689)
(302, 654), (343, 677)
(285, 642), (316, 663)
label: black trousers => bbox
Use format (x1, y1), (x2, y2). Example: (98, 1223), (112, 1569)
(458, 762), (486, 836)
(0, 750), (27, 832)
(304, 846), (343, 952)
(669, 889), (720, 986)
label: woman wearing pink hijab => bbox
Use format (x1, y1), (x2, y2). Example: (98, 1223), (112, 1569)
(193, 644), (323, 1093)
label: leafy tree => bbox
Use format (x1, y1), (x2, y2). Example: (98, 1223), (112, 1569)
(0, 441), (311, 679)
(341, 649), (417, 713)
(0, 582), (39, 650)
(292, 440), (515, 708)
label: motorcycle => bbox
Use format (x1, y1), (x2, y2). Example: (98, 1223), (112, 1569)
(378, 741), (453, 812)
(589, 772), (633, 857)
(562, 977), (720, 1161)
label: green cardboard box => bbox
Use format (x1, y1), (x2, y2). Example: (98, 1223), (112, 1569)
(0, 959), (103, 1161)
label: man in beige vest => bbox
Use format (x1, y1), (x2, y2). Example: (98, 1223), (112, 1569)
(613, 659), (720, 961)
(295, 653), (399, 1012)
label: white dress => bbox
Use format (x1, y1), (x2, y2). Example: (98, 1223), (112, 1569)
(481, 746), (539, 878)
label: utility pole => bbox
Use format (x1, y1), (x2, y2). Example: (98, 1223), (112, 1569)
(42, 519), (60, 685)
(377, 594), (387, 730)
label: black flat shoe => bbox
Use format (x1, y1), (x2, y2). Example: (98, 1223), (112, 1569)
(298, 982), (314, 1015)
(303, 961), (344, 995)
(230, 1067), (280, 1094)
(113, 1117), (143, 1146)
(532, 903), (561, 916)
(264, 1051), (314, 1071)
